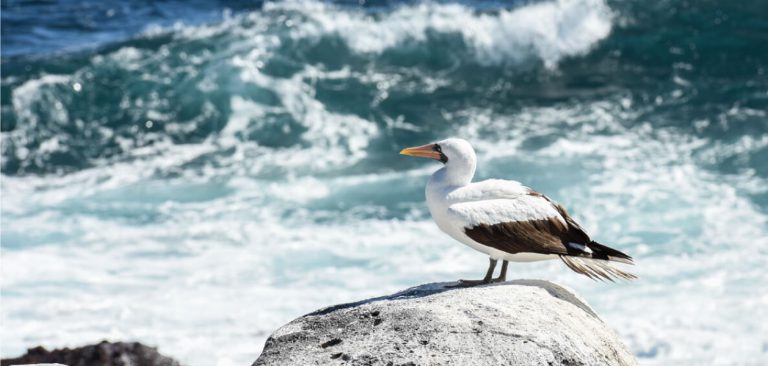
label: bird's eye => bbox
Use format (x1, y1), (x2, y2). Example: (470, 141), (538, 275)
(433, 144), (442, 152)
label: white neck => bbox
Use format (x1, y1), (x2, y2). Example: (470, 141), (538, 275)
(431, 155), (476, 187)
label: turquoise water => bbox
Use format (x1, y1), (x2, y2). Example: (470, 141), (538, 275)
(2, 0), (767, 365)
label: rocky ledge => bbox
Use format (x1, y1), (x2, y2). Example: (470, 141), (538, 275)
(254, 280), (637, 366)
(1, 341), (180, 366)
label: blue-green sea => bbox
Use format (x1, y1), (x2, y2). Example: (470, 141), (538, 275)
(2, 0), (767, 365)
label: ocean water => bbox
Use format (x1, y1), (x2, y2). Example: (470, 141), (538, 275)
(1, 0), (767, 365)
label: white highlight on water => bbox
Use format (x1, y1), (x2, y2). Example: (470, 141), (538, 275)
(269, 0), (612, 67)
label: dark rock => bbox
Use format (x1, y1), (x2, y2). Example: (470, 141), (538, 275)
(1, 341), (181, 366)
(320, 338), (342, 348)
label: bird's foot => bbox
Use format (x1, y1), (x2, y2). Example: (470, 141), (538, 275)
(447, 279), (492, 288)
(447, 259), (506, 288)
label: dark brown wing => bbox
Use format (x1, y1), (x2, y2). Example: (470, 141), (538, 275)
(456, 192), (636, 281)
(464, 216), (578, 256)
(462, 193), (589, 256)
(463, 192), (633, 263)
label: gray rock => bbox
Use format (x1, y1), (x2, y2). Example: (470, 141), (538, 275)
(254, 280), (637, 366)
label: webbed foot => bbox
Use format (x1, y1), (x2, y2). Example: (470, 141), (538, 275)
(446, 258), (501, 288)
(447, 278), (492, 288)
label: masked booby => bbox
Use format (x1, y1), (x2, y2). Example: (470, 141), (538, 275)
(400, 138), (635, 285)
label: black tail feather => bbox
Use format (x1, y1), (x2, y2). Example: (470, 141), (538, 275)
(587, 241), (634, 265)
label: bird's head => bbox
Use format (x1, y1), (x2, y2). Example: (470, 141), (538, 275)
(400, 138), (476, 167)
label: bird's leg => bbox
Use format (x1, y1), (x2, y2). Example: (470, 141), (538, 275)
(492, 260), (508, 283)
(449, 258), (497, 288)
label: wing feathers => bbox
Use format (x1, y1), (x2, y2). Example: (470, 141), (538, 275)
(587, 240), (634, 264)
(560, 256), (637, 281)
(464, 218), (572, 256)
(449, 184), (636, 280)
(448, 195), (565, 227)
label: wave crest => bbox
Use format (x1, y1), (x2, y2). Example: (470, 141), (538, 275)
(268, 0), (613, 67)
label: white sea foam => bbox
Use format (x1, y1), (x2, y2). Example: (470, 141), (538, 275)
(267, 0), (612, 67)
(1, 190), (466, 365)
(119, 0), (610, 73)
(9, 74), (71, 130)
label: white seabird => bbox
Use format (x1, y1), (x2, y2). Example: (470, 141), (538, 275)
(400, 138), (635, 285)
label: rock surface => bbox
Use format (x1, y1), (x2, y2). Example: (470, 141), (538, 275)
(1, 341), (181, 366)
(254, 280), (637, 366)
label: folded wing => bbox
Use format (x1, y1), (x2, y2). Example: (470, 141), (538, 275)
(448, 189), (635, 281)
(447, 193), (577, 256)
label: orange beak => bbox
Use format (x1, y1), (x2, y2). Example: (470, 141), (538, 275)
(400, 143), (441, 161)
